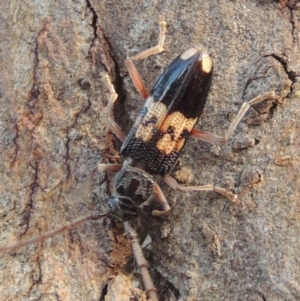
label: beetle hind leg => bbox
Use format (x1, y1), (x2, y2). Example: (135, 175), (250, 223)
(127, 15), (166, 62)
(105, 17), (167, 141)
(125, 16), (167, 99)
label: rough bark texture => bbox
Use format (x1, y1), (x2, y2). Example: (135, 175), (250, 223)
(0, 1), (299, 301)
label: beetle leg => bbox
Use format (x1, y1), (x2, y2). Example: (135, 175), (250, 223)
(105, 76), (126, 142)
(191, 129), (224, 144)
(152, 182), (171, 216)
(192, 92), (282, 144)
(97, 163), (123, 173)
(123, 222), (158, 301)
(125, 16), (167, 99)
(164, 174), (237, 203)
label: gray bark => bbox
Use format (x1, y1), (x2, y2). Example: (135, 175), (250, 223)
(0, 0), (299, 301)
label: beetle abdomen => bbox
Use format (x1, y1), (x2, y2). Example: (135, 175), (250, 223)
(121, 48), (213, 176)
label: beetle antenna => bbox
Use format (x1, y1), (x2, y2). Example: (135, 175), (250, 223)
(0, 211), (110, 252)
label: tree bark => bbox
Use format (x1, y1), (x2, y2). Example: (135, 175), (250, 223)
(0, 1), (299, 301)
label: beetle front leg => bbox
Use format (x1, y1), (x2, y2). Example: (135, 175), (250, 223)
(152, 182), (171, 216)
(192, 92), (282, 144)
(164, 175), (237, 203)
(123, 222), (158, 301)
(97, 163), (123, 173)
(125, 16), (167, 99)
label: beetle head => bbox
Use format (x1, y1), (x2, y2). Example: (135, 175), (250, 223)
(107, 196), (139, 222)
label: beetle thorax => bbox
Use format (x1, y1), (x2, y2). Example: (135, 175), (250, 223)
(114, 160), (154, 205)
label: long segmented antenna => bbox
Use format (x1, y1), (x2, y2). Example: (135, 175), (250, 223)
(124, 222), (158, 301)
(0, 212), (110, 252)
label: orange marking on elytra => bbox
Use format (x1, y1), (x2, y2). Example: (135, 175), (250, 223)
(156, 111), (197, 154)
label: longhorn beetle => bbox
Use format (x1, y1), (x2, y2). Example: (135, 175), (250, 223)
(0, 16), (282, 301)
